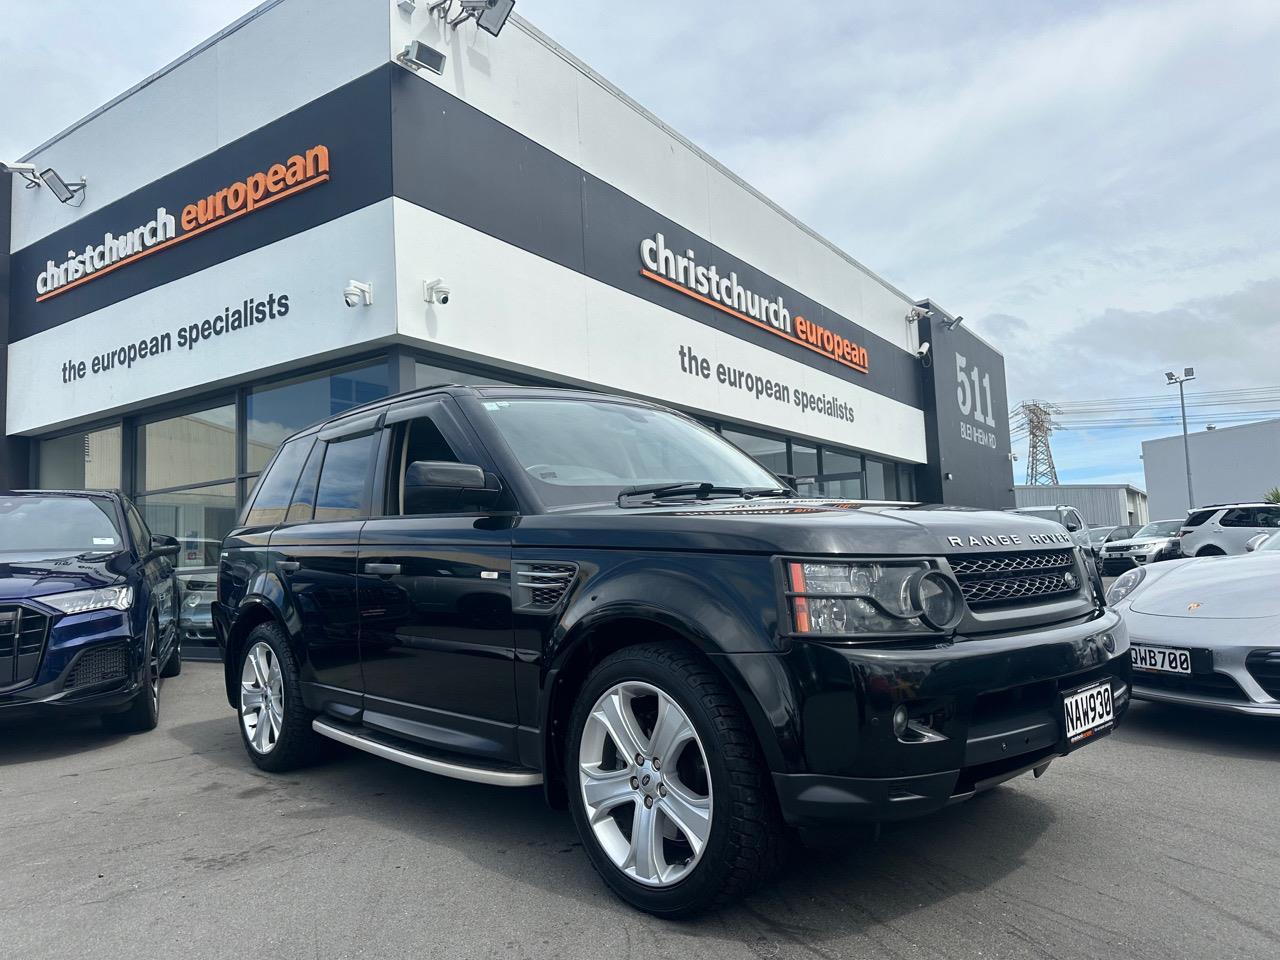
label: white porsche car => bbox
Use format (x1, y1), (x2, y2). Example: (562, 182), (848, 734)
(1107, 531), (1280, 716)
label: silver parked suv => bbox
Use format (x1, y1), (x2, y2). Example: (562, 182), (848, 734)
(1177, 502), (1280, 556)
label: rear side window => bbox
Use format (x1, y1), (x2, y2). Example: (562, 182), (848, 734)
(244, 439), (312, 528)
(1184, 510), (1215, 527)
(314, 433), (378, 521)
(285, 441), (324, 523)
(1220, 508), (1257, 527)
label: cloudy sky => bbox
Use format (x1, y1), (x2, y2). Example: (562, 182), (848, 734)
(4, 0), (1278, 487)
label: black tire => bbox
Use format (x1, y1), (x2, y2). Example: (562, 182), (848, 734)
(565, 644), (784, 917)
(103, 619), (160, 734)
(160, 631), (183, 678)
(236, 622), (327, 772)
(1196, 546), (1226, 557)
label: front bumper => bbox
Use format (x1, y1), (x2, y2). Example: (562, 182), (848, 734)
(0, 606), (145, 720)
(767, 609), (1130, 826)
(1121, 608), (1280, 715)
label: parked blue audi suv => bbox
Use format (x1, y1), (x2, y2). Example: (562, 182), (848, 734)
(0, 490), (181, 731)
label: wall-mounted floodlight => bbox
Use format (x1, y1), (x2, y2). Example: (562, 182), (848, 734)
(38, 167), (87, 205)
(398, 39), (447, 74)
(397, 0), (417, 11)
(0, 160), (42, 189)
(940, 314), (964, 331)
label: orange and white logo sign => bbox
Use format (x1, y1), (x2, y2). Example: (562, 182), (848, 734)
(639, 232), (869, 375)
(35, 144), (330, 302)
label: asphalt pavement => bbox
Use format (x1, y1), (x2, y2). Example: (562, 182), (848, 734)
(2, 663), (1278, 960)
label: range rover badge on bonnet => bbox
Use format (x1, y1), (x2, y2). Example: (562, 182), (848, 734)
(947, 532), (1073, 548)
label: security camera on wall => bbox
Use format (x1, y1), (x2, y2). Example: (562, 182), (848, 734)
(424, 279), (451, 306)
(343, 281), (373, 308)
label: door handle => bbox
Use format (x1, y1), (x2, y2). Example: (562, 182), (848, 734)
(278, 561), (301, 573)
(364, 563), (402, 576)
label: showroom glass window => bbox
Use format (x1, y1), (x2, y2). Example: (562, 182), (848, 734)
(246, 362), (389, 472)
(38, 425), (123, 490)
(819, 448), (864, 499)
(722, 429), (788, 476)
(414, 360), (529, 390)
(134, 403), (239, 571)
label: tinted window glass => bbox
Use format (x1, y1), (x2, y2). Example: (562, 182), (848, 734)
(247, 363), (389, 472)
(39, 426), (122, 489)
(1184, 510), (1215, 527)
(1256, 507), (1280, 528)
(125, 502), (150, 550)
(722, 430), (788, 476)
(244, 439), (311, 527)
(138, 483), (237, 567)
(314, 434), (377, 521)
(138, 404), (236, 490)
(865, 459), (891, 499)
(398, 417), (466, 515)
(791, 442), (818, 479)
(286, 442), (324, 523)
(1221, 508), (1257, 527)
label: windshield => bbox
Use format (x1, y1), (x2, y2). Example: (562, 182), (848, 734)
(1088, 527), (1115, 543)
(1134, 520), (1182, 538)
(479, 398), (782, 509)
(0, 495), (123, 560)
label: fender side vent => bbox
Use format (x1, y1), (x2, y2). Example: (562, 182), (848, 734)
(513, 562), (578, 610)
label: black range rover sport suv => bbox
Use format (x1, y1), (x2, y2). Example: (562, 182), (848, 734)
(214, 386), (1130, 916)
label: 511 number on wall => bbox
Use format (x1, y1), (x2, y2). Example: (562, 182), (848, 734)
(955, 353), (996, 427)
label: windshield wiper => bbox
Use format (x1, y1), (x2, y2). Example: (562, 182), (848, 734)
(617, 482), (792, 506)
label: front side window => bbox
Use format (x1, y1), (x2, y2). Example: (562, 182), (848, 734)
(0, 495), (123, 560)
(393, 416), (465, 515)
(479, 399), (780, 510)
(314, 433), (378, 521)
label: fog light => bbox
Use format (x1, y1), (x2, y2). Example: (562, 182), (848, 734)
(892, 705), (909, 738)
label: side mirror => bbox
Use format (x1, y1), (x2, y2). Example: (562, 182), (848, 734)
(149, 534), (180, 558)
(1246, 533), (1269, 552)
(404, 461), (502, 514)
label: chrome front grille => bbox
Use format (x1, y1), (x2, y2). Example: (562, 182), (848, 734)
(0, 606), (50, 687)
(948, 549), (1080, 609)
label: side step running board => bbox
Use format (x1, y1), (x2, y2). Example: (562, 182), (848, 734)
(312, 719), (543, 788)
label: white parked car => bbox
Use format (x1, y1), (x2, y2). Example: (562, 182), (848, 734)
(1177, 502), (1280, 557)
(1107, 531), (1280, 715)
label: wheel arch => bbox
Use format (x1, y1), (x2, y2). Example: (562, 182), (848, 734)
(539, 609), (791, 810)
(221, 598), (290, 708)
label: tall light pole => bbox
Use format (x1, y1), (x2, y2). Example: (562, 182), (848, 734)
(1165, 367), (1197, 510)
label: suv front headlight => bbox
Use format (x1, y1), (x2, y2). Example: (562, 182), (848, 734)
(784, 560), (963, 637)
(43, 585), (134, 615)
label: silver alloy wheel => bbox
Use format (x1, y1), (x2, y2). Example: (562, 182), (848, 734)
(240, 642), (284, 754)
(578, 681), (713, 887)
(147, 626), (159, 711)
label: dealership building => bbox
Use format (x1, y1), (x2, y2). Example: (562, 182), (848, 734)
(1, 0), (1016, 617)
